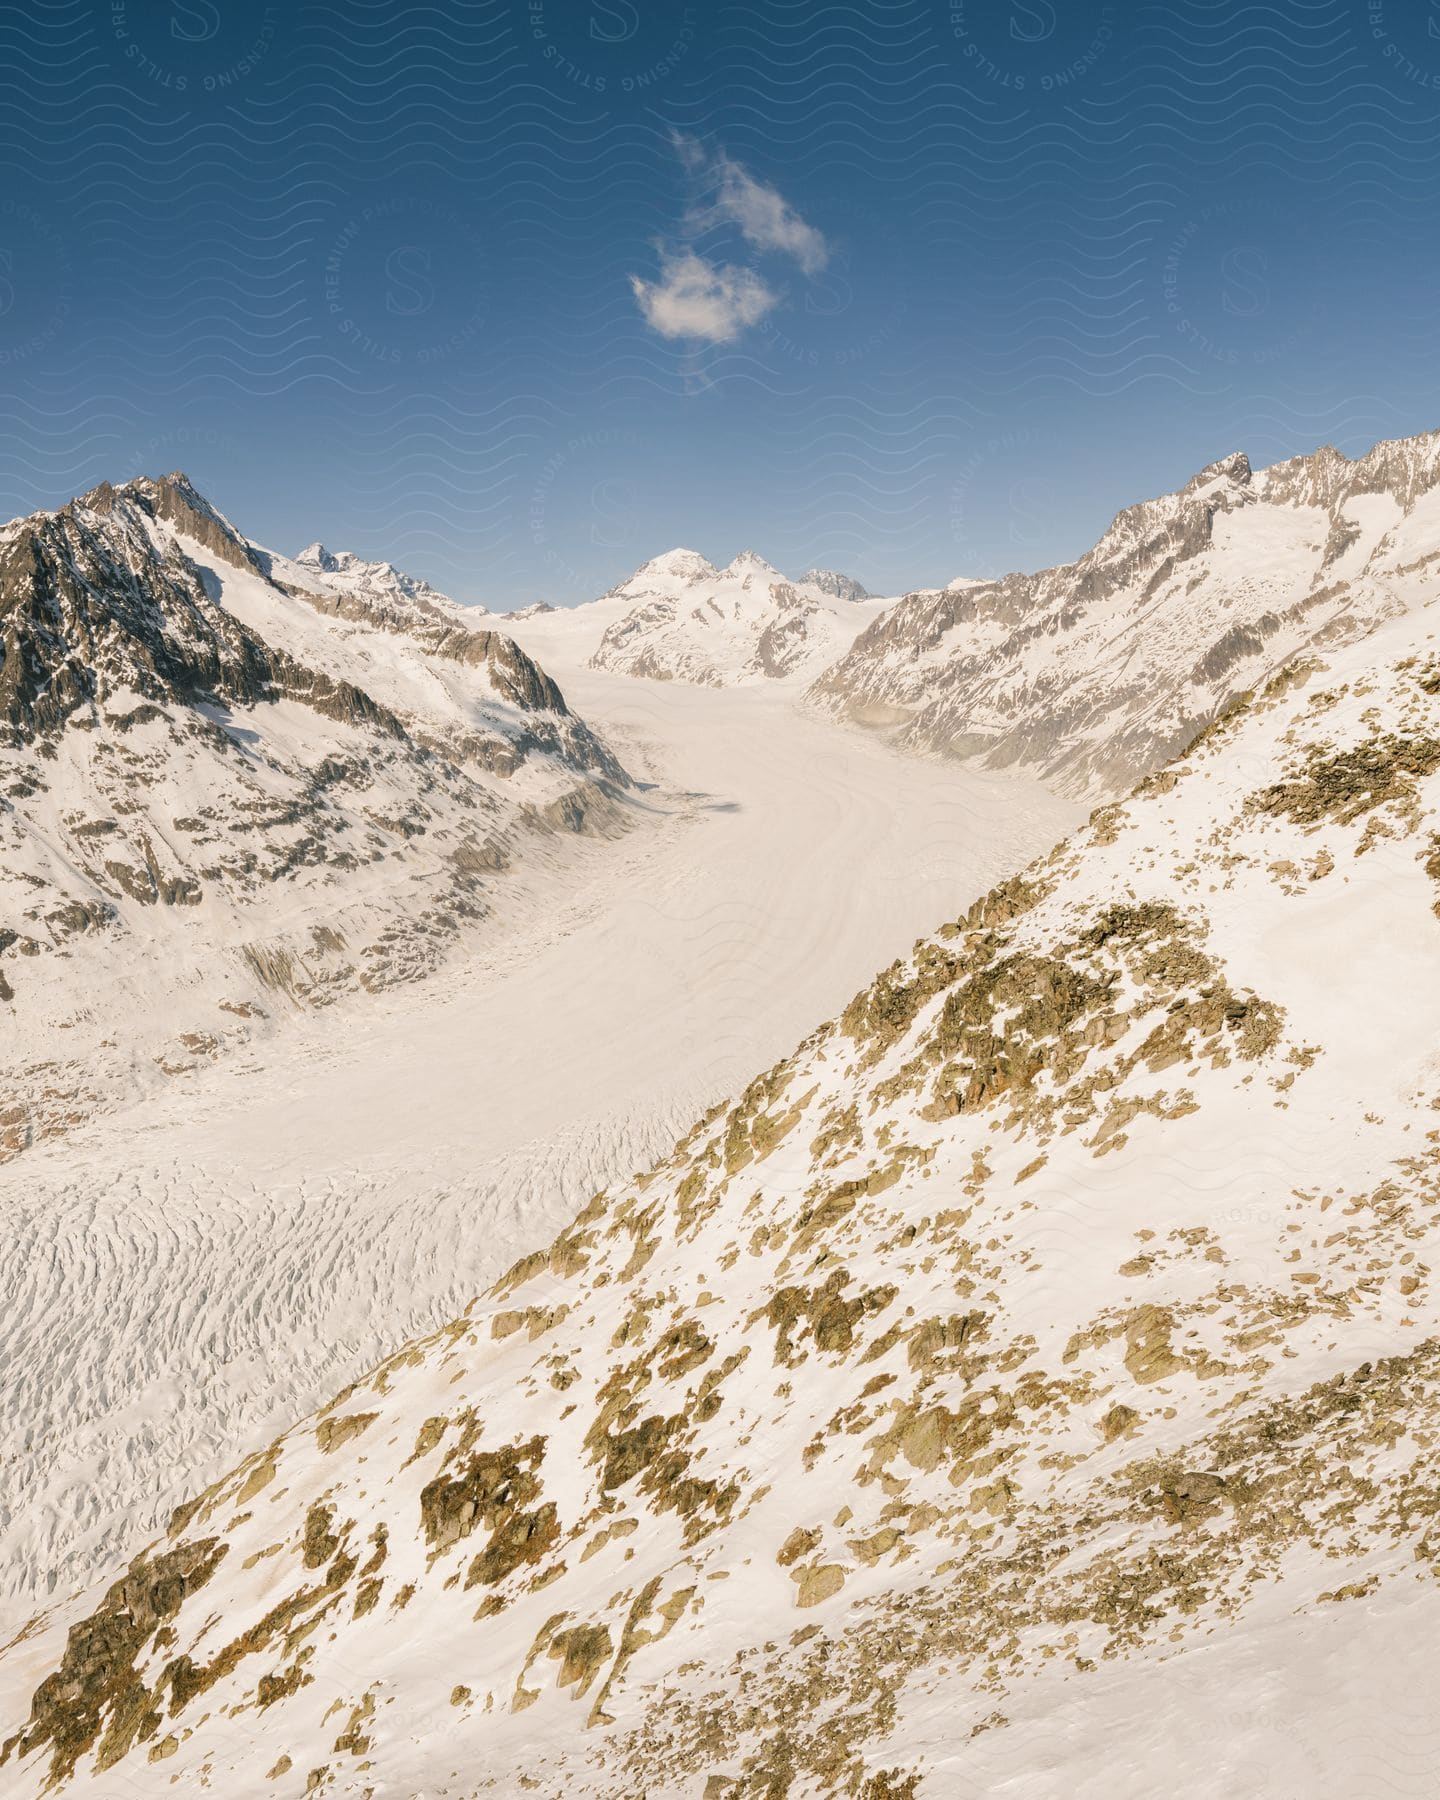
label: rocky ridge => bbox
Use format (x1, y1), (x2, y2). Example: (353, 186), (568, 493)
(812, 432), (1440, 797)
(286, 542), (490, 638)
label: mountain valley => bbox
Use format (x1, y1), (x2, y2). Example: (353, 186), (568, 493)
(4, 439), (1440, 1797)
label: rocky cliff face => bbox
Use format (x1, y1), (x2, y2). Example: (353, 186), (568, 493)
(0, 475), (631, 1155)
(1, 481), (404, 747)
(812, 432), (1440, 798)
(7, 571), (1440, 1796)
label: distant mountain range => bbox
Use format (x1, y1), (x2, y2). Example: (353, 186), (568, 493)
(11, 432), (1440, 1160)
(584, 548), (886, 687)
(505, 432), (1440, 805)
(814, 433), (1440, 796)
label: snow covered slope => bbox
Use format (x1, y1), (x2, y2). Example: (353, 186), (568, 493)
(7, 582), (1440, 1795)
(586, 549), (889, 686)
(0, 474), (629, 1154)
(813, 432), (1440, 799)
(0, 663), (1073, 1620)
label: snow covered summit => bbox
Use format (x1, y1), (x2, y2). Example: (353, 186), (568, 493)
(624, 547), (719, 585)
(587, 547), (890, 687)
(722, 548), (780, 577)
(286, 540), (488, 633)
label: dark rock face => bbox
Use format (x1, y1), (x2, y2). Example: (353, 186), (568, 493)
(427, 629), (627, 785)
(125, 473), (268, 576)
(1, 494), (266, 743)
(753, 585), (824, 678)
(434, 628), (566, 712)
(0, 481), (411, 749)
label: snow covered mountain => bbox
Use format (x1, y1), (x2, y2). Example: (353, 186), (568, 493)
(587, 549), (888, 686)
(7, 567), (1440, 1795)
(800, 567), (871, 603)
(287, 542), (489, 634)
(813, 434), (1440, 798)
(0, 473), (630, 1155)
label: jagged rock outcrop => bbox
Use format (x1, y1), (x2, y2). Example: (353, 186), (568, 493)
(812, 432), (1440, 797)
(122, 473), (268, 575)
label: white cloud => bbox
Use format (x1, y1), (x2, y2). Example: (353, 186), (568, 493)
(705, 150), (830, 276)
(629, 138), (828, 342)
(630, 251), (777, 343)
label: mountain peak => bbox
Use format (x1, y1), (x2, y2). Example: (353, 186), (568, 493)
(800, 567), (871, 602)
(632, 548), (717, 582)
(724, 548), (780, 578)
(592, 546), (870, 687)
(1183, 449), (1252, 495)
(285, 542), (485, 618)
(83, 470), (266, 576)
(0, 467), (625, 1189)
(130, 470), (221, 515)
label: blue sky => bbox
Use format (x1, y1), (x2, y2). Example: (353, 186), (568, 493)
(4, 0), (1440, 607)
